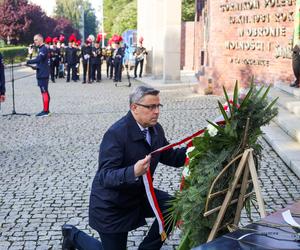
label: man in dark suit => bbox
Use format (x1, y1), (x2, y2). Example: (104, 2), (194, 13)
(27, 34), (51, 117)
(62, 86), (186, 250)
(291, 44), (300, 88)
(113, 42), (124, 83)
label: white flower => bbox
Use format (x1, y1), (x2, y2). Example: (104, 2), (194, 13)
(207, 124), (218, 137)
(185, 146), (195, 157)
(182, 166), (190, 177)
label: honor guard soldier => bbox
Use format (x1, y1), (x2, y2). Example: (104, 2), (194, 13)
(81, 38), (92, 84)
(50, 37), (60, 83)
(133, 37), (147, 79)
(91, 38), (102, 83)
(65, 34), (78, 82)
(27, 34), (51, 117)
(75, 40), (82, 81)
(58, 35), (66, 78)
(105, 39), (114, 79)
(112, 35), (124, 83)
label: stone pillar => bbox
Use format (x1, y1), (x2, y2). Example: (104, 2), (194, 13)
(138, 0), (181, 82)
(163, 0), (181, 82)
(137, 0), (154, 75)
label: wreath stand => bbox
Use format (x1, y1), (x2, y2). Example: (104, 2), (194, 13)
(202, 117), (266, 242)
(203, 148), (266, 242)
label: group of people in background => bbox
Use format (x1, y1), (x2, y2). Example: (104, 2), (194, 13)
(0, 33), (148, 116)
(35, 33), (147, 85)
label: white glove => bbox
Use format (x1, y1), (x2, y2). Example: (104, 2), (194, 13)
(84, 54), (90, 60)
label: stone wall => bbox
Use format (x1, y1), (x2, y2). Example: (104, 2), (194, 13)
(200, 0), (297, 91)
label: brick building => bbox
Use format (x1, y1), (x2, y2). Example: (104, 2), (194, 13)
(182, 0), (298, 93)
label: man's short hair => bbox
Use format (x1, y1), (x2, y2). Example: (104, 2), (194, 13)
(34, 34), (44, 41)
(129, 86), (160, 105)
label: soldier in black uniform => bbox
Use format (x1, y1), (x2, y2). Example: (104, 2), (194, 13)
(0, 52), (5, 103)
(81, 39), (92, 84)
(65, 40), (78, 82)
(27, 34), (51, 117)
(105, 41), (114, 79)
(113, 42), (124, 83)
(133, 41), (147, 79)
(49, 38), (60, 83)
(91, 41), (102, 82)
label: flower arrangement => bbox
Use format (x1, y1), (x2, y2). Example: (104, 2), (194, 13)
(167, 82), (278, 249)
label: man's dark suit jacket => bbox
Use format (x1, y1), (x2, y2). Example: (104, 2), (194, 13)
(89, 111), (186, 233)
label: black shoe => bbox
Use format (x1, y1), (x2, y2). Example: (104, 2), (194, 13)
(82, 81), (86, 84)
(133, 76), (137, 79)
(290, 81), (299, 88)
(62, 225), (75, 250)
(35, 111), (50, 117)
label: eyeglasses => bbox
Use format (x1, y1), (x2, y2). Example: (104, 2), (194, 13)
(135, 103), (163, 111)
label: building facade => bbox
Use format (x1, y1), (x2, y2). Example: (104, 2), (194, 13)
(195, 0), (298, 92)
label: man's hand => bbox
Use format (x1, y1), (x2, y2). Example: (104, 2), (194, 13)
(0, 95), (5, 102)
(134, 155), (151, 177)
(28, 47), (33, 55)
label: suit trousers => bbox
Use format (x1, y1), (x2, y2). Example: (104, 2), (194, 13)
(70, 189), (173, 250)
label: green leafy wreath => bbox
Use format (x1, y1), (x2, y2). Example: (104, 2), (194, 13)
(166, 82), (278, 249)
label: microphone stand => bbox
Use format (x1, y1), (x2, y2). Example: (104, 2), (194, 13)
(3, 57), (30, 117)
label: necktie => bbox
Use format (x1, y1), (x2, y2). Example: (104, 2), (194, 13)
(142, 129), (151, 145)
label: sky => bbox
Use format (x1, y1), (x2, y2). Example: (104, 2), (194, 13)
(29, 0), (101, 22)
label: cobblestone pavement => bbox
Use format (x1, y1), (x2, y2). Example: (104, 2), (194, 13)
(0, 67), (300, 250)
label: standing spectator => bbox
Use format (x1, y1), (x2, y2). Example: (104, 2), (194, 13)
(27, 34), (51, 117)
(81, 39), (92, 84)
(113, 42), (124, 83)
(49, 38), (60, 83)
(91, 41), (102, 82)
(133, 39), (147, 79)
(0, 52), (5, 102)
(105, 41), (114, 79)
(65, 38), (78, 83)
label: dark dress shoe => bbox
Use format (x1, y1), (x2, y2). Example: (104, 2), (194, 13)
(62, 224), (75, 250)
(290, 81), (299, 88)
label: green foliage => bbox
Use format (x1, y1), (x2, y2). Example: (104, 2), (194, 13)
(0, 46), (27, 64)
(167, 82), (278, 249)
(55, 0), (97, 39)
(104, 0), (136, 35)
(182, 0), (195, 22)
(111, 1), (137, 35)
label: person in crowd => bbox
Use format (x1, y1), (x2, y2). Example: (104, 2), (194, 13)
(0, 52), (5, 103)
(133, 39), (147, 79)
(291, 42), (300, 88)
(27, 34), (51, 117)
(113, 42), (124, 83)
(49, 38), (60, 83)
(81, 39), (92, 84)
(91, 41), (102, 82)
(105, 41), (114, 79)
(65, 36), (78, 83)
(62, 85), (186, 250)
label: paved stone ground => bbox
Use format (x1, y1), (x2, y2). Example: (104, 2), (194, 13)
(0, 67), (299, 250)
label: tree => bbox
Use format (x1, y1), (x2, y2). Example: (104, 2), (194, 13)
(52, 17), (80, 41)
(182, 0), (195, 21)
(111, 0), (137, 35)
(0, 0), (30, 44)
(104, 0), (136, 36)
(55, 0), (82, 29)
(55, 0), (97, 39)
(0, 0), (80, 45)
